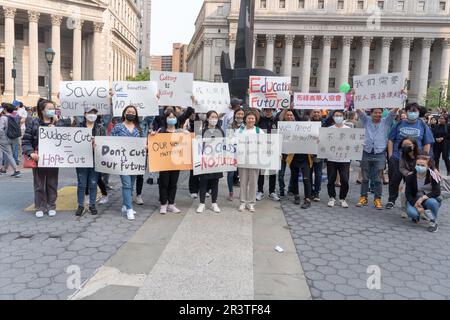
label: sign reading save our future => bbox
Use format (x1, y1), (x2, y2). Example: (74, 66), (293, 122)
(249, 76), (291, 109)
(59, 81), (110, 116)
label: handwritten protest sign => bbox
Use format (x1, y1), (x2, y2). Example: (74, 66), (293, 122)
(38, 127), (93, 168)
(112, 81), (159, 117)
(150, 71), (193, 107)
(318, 128), (365, 161)
(59, 81), (110, 116)
(192, 137), (237, 176)
(193, 82), (230, 114)
(249, 76), (290, 109)
(148, 133), (193, 172)
(94, 137), (147, 175)
(294, 93), (345, 110)
(353, 72), (404, 109)
(236, 134), (281, 170)
(278, 122), (321, 154)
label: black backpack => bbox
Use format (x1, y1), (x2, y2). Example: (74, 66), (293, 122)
(6, 115), (21, 139)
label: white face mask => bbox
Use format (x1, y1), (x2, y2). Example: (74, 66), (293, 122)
(86, 114), (98, 123)
(208, 119), (218, 126)
(333, 116), (344, 125)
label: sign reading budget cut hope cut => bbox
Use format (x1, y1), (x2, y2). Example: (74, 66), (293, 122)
(112, 81), (159, 117)
(150, 71), (193, 107)
(353, 72), (404, 109)
(38, 127), (93, 168)
(193, 137), (237, 176)
(236, 134), (281, 171)
(318, 128), (365, 161)
(249, 76), (291, 109)
(278, 122), (321, 154)
(193, 82), (231, 114)
(95, 137), (147, 175)
(294, 93), (345, 110)
(59, 81), (110, 116)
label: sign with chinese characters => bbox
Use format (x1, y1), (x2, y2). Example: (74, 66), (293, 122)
(318, 128), (365, 161)
(293, 93), (345, 110)
(236, 134), (281, 170)
(192, 137), (237, 175)
(249, 76), (291, 109)
(353, 72), (404, 109)
(150, 71), (193, 107)
(278, 122), (321, 154)
(193, 82), (231, 114)
(112, 81), (159, 117)
(59, 81), (110, 116)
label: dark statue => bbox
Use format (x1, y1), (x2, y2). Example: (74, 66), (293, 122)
(221, 0), (276, 101)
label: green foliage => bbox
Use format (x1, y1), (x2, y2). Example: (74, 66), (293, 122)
(126, 68), (150, 81)
(425, 82), (450, 110)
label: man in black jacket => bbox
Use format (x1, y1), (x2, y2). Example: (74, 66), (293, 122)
(431, 115), (450, 176)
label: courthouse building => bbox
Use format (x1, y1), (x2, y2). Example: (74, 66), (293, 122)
(187, 0), (450, 104)
(0, 0), (149, 105)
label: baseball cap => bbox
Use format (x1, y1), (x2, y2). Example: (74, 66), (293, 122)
(230, 98), (243, 107)
(12, 100), (23, 108)
(84, 106), (98, 113)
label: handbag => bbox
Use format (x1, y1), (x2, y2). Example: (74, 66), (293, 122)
(23, 150), (38, 169)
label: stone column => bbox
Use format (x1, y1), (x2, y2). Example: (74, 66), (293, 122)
(320, 36), (333, 93)
(3, 7), (16, 96)
(252, 35), (257, 68)
(283, 35), (294, 77)
(400, 37), (413, 80)
(28, 11), (40, 96)
(339, 36), (353, 86)
(265, 34), (275, 72)
(380, 37), (393, 74)
(301, 35), (314, 93)
(229, 33), (236, 67)
(51, 15), (62, 97)
(72, 20), (83, 81)
(92, 22), (104, 80)
(440, 39), (450, 92)
(202, 38), (213, 81)
(418, 38), (435, 105)
(360, 36), (373, 76)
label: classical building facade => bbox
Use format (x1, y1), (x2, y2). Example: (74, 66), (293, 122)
(187, 0), (450, 104)
(0, 0), (142, 105)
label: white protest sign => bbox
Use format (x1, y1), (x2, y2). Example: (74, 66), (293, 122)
(353, 72), (404, 109)
(294, 93), (345, 110)
(193, 82), (230, 114)
(112, 81), (159, 117)
(318, 128), (365, 161)
(150, 71), (193, 107)
(94, 136), (147, 175)
(278, 122), (321, 154)
(236, 134), (281, 170)
(59, 81), (110, 116)
(249, 76), (291, 109)
(192, 137), (237, 176)
(38, 127), (93, 168)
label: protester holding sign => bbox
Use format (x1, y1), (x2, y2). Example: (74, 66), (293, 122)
(22, 98), (72, 218)
(309, 110), (326, 202)
(225, 108), (245, 201)
(111, 105), (144, 221)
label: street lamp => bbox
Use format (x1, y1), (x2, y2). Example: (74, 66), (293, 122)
(45, 48), (55, 100)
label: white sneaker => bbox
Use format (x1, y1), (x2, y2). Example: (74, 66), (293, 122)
(121, 205), (127, 213)
(126, 209), (135, 221)
(256, 192), (264, 201)
(190, 193), (198, 199)
(98, 195), (109, 205)
(340, 200), (349, 208)
(160, 204), (168, 214)
(48, 210), (56, 217)
(238, 203), (246, 212)
(247, 204), (255, 212)
(328, 198), (336, 207)
(35, 211), (44, 218)
(168, 204), (181, 214)
(401, 211), (408, 219)
(134, 195), (144, 205)
(211, 203), (221, 213)
(196, 203), (205, 213)
(206, 192), (210, 198)
(269, 192), (280, 201)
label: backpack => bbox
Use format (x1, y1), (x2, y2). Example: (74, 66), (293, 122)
(5, 115), (21, 139)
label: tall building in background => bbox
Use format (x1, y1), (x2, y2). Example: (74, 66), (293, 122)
(137, 0), (151, 71)
(150, 55), (172, 71)
(172, 43), (188, 72)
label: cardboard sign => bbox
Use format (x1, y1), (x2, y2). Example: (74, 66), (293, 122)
(353, 72), (404, 109)
(59, 81), (110, 116)
(193, 82), (230, 114)
(236, 134), (281, 170)
(94, 136), (147, 175)
(192, 137), (237, 176)
(150, 71), (193, 107)
(318, 128), (365, 161)
(294, 93), (345, 110)
(278, 122), (321, 154)
(112, 81), (159, 117)
(38, 127), (93, 168)
(148, 133), (193, 172)
(249, 76), (291, 109)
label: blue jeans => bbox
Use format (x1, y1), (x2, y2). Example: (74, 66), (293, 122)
(13, 142), (19, 164)
(227, 171), (234, 193)
(361, 151), (386, 199)
(120, 175), (136, 210)
(278, 159), (293, 194)
(407, 198), (440, 222)
(76, 168), (98, 206)
(310, 160), (324, 196)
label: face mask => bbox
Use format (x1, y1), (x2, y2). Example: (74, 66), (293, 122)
(45, 110), (55, 118)
(235, 118), (244, 124)
(208, 119), (218, 126)
(198, 114), (206, 121)
(167, 118), (177, 126)
(333, 116), (344, 124)
(86, 114), (97, 123)
(407, 112), (419, 121)
(402, 146), (414, 154)
(125, 114), (136, 122)
(415, 165), (428, 174)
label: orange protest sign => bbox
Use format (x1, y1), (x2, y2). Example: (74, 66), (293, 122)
(148, 132), (193, 172)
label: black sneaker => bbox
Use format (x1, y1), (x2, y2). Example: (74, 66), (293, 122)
(11, 171), (22, 178)
(75, 206), (84, 217)
(287, 191), (294, 197)
(294, 196), (301, 205)
(301, 200), (312, 209)
(89, 205), (98, 216)
(147, 178), (154, 185)
(428, 222), (438, 233)
(385, 202), (395, 210)
(279, 190), (285, 197)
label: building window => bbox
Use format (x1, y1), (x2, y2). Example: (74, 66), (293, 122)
(292, 57), (300, 67)
(418, 1), (425, 11)
(329, 78), (336, 88)
(15, 24), (24, 40)
(337, 0), (345, 10)
(279, 0), (286, 8)
(357, 0), (364, 10)
(260, 0), (267, 9)
(312, 39), (320, 49)
(318, 0), (325, 9)
(389, 60), (394, 72)
(370, 41), (376, 51)
(397, 1), (405, 10)
(292, 77), (299, 87)
(369, 59), (375, 70)
(331, 39), (338, 50)
(440, 1), (447, 11)
(215, 56), (221, 66)
(38, 76), (46, 87)
(217, 5), (224, 15)
(377, 1), (384, 10)
(298, 0), (305, 9)
(310, 77), (318, 87)
(256, 56), (265, 67)
(38, 27), (45, 43)
(214, 75), (222, 82)
(330, 58), (337, 69)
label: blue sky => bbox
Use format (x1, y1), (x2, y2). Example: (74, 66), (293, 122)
(150, 0), (204, 55)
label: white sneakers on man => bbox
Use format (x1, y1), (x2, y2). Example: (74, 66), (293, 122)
(247, 204), (255, 212)
(126, 209), (135, 221)
(190, 193), (198, 199)
(211, 203), (221, 213)
(35, 211), (44, 218)
(48, 210), (56, 217)
(122, 206), (136, 217)
(256, 192), (264, 201)
(238, 203), (246, 212)
(269, 192), (280, 201)
(196, 204), (205, 213)
(98, 195), (109, 205)
(168, 204), (181, 214)
(160, 204), (168, 215)
(134, 195), (144, 205)
(328, 198), (336, 207)
(340, 200), (349, 208)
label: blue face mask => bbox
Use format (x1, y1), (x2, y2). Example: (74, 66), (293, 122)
(407, 112), (419, 121)
(45, 110), (55, 118)
(415, 165), (428, 174)
(167, 118), (177, 126)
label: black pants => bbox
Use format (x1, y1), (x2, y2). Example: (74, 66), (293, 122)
(327, 161), (350, 200)
(199, 178), (219, 204)
(291, 162), (312, 200)
(159, 171), (180, 205)
(388, 158), (403, 203)
(433, 142), (450, 174)
(258, 174), (276, 194)
(136, 175), (144, 196)
(85, 173), (107, 196)
(189, 170), (200, 194)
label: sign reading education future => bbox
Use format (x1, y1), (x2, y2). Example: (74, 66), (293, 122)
(278, 122), (321, 155)
(150, 71), (193, 107)
(249, 76), (291, 109)
(193, 82), (231, 114)
(59, 81), (110, 116)
(38, 127), (93, 168)
(192, 137), (237, 176)
(353, 72), (404, 109)
(318, 128), (365, 161)
(112, 81), (159, 117)
(294, 93), (345, 110)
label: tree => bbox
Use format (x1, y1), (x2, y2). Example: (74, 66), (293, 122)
(425, 82), (450, 111)
(126, 68), (150, 81)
